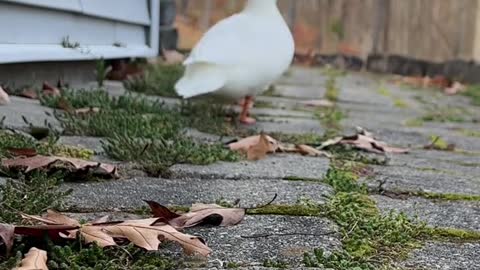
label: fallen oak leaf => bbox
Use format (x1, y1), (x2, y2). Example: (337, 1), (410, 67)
(247, 133), (272, 161)
(6, 148), (38, 157)
(15, 247), (48, 270)
(2, 155), (117, 177)
(295, 145), (332, 158)
(0, 223), (14, 256)
(0, 86), (11, 105)
(42, 82), (61, 97)
(146, 194), (278, 230)
(228, 134), (278, 153)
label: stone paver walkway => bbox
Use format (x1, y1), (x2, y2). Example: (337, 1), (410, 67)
(1, 66), (480, 269)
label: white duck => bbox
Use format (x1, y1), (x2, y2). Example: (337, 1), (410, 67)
(175, 0), (294, 124)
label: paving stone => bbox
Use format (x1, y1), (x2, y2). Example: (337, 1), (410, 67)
(251, 107), (314, 119)
(63, 177), (333, 211)
(396, 242), (480, 270)
(186, 215), (340, 268)
(171, 155), (330, 180)
(0, 96), (59, 131)
(363, 165), (480, 196)
(255, 117), (324, 134)
(373, 195), (480, 231)
(272, 84), (325, 99)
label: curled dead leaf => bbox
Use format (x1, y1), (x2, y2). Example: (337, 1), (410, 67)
(0, 86), (11, 105)
(19, 211), (211, 256)
(295, 145), (332, 158)
(2, 155), (118, 177)
(6, 148), (38, 157)
(445, 81), (467, 96)
(228, 134), (278, 153)
(42, 82), (61, 97)
(0, 223), (15, 256)
(15, 247), (48, 270)
(247, 133), (272, 161)
(146, 201), (245, 229)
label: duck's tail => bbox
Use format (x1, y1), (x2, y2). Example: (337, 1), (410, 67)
(175, 63), (226, 99)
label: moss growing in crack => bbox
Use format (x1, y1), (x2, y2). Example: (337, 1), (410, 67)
(404, 118), (424, 127)
(315, 107), (345, 137)
(263, 259), (289, 269)
(269, 132), (326, 145)
(458, 129), (480, 138)
(427, 227), (480, 241)
(0, 131), (93, 160)
(377, 86), (391, 97)
(42, 90), (240, 176)
(393, 98), (409, 109)
(247, 204), (323, 217)
(0, 172), (71, 224)
(463, 84), (480, 106)
(305, 165), (427, 270)
(123, 64), (184, 97)
(415, 191), (480, 202)
(421, 106), (470, 123)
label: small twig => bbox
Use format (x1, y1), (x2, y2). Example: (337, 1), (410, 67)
(139, 143), (151, 156)
(241, 231), (336, 239)
(243, 193), (278, 210)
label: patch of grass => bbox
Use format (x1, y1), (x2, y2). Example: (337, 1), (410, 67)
(95, 58), (109, 88)
(263, 259), (289, 269)
(393, 98), (409, 109)
(377, 86), (391, 97)
(123, 64), (184, 97)
(2, 242), (179, 270)
(404, 118), (424, 127)
(464, 85), (480, 106)
(0, 131), (94, 160)
(421, 106), (469, 123)
(324, 75), (340, 102)
(0, 173), (71, 224)
(305, 165), (426, 270)
(414, 192), (480, 202)
(457, 129), (480, 138)
(42, 89), (240, 176)
(316, 107), (345, 137)
(61, 36), (80, 49)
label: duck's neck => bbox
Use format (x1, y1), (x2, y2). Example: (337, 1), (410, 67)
(243, 0), (279, 16)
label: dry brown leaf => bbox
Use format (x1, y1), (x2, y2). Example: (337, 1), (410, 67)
(20, 211), (211, 256)
(228, 134), (278, 153)
(0, 86), (11, 105)
(295, 145), (332, 158)
(18, 89), (38, 100)
(0, 223), (14, 256)
(15, 247), (48, 270)
(2, 155), (117, 177)
(6, 148), (38, 157)
(57, 97), (73, 112)
(146, 201), (245, 229)
(247, 133), (271, 161)
(162, 48), (186, 64)
(444, 81), (467, 96)
(42, 82), (61, 97)
(75, 107), (100, 115)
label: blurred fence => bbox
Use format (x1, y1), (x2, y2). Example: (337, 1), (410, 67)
(175, 0), (480, 64)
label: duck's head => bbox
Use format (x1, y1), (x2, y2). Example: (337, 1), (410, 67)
(244, 0), (279, 14)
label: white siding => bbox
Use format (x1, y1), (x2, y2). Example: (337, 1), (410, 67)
(0, 0), (159, 63)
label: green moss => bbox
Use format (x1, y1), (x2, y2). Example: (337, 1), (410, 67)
(415, 192), (480, 202)
(426, 227), (480, 241)
(247, 204), (324, 217)
(269, 132), (326, 145)
(263, 259), (289, 269)
(404, 118), (424, 127)
(458, 129), (480, 138)
(377, 86), (391, 97)
(0, 173), (71, 224)
(421, 106), (469, 123)
(41, 90), (240, 176)
(463, 85), (480, 106)
(427, 135), (453, 151)
(393, 98), (409, 109)
(123, 64), (184, 97)
(226, 262), (241, 269)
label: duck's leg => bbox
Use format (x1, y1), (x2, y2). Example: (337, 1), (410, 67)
(239, 96), (256, 124)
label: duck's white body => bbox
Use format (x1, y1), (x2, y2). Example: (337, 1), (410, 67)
(175, 0), (294, 101)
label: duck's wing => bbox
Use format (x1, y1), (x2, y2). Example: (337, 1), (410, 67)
(184, 13), (259, 66)
(176, 14), (257, 98)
